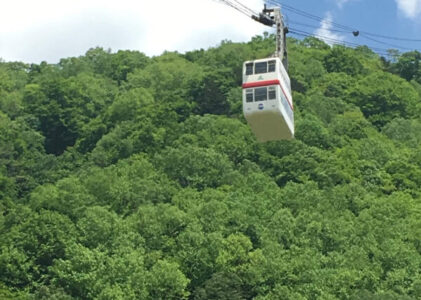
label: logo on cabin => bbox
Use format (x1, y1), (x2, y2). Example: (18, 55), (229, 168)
(258, 75), (264, 80)
(258, 103), (264, 110)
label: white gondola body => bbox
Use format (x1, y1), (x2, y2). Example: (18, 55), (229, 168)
(242, 58), (294, 142)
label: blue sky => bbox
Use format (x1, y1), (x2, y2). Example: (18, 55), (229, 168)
(0, 0), (419, 63)
(277, 0), (421, 54)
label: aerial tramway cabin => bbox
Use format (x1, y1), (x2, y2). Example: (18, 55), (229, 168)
(242, 57), (294, 142)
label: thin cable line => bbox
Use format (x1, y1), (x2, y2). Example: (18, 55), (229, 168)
(266, 0), (421, 42)
(288, 29), (392, 56)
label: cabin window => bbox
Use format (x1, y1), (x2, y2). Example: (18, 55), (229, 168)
(255, 62), (267, 74)
(245, 63), (253, 75)
(268, 86), (276, 100)
(255, 87), (267, 101)
(268, 60), (276, 72)
(246, 89), (254, 102)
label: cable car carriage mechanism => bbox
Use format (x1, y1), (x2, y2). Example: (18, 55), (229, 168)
(242, 6), (294, 142)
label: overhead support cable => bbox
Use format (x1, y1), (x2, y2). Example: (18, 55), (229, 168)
(265, 0), (355, 31)
(358, 31), (421, 42)
(265, 0), (421, 43)
(215, 0), (418, 55)
(359, 34), (416, 51)
(215, 0), (252, 18)
(288, 20), (351, 34)
(288, 29), (392, 57)
(231, 0), (259, 16)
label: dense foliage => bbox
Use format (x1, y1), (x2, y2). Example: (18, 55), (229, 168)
(1, 35), (421, 299)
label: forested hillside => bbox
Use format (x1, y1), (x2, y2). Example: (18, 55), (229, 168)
(1, 34), (421, 299)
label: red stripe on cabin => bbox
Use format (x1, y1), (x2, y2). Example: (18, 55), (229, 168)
(242, 80), (280, 88)
(242, 80), (294, 110)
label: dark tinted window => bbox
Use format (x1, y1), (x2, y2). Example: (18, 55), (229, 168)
(255, 62), (267, 74)
(268, 60), (276, 72)
(268, 86), (276, 100)
(255, 87), (267, 101)
(245, 63), (253, 75)
(246, 89), (253, 102)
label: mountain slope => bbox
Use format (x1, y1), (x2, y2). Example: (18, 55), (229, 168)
(1, 36), (421, 299)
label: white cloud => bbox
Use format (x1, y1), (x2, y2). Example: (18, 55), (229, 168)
(314, 13), (344, 45)
(333, 0), (361, 9)
(336, 0), (350, 8)
(395, 0), (421, 19)
(0, 0), (266, 63)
